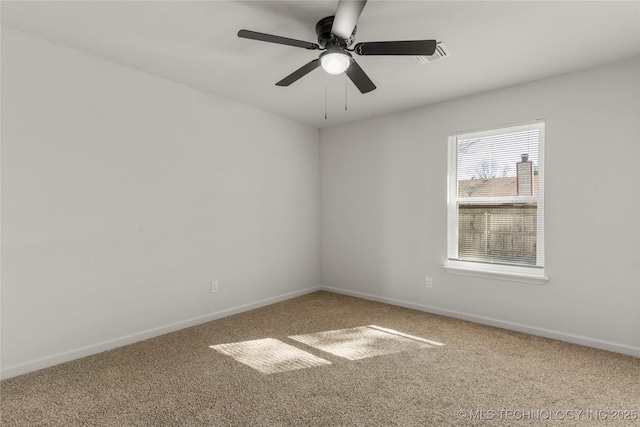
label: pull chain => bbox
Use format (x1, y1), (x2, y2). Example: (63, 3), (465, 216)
(324, 83), (328, 120)
(345, 72), (348, 111)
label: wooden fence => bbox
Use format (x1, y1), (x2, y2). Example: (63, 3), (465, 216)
(458, 204), (537, 265)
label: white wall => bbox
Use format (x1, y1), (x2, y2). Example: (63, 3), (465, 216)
(321, 58), (640, 356)
(1, 28), (321, 377)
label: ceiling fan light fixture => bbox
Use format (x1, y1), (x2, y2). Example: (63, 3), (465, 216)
(238, 0), (439, 94)
(320, 50), (351, 75)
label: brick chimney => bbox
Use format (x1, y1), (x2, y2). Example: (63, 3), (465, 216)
(517, 154), (533, 196)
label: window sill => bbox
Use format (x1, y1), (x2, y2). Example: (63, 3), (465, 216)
(444, 261), (549, 285)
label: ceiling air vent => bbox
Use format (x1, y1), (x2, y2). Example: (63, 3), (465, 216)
(416, 42), (451, 64)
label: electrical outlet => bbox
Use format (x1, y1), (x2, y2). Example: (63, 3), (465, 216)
(425, 277), (433, 288)
(211, 280), (219, 293)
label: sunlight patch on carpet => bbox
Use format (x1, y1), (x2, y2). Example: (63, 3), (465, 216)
(210, 338), (331, 374)
(289, 325), (444, 361)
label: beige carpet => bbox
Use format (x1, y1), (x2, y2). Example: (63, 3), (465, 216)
(2, 291), (639, 426)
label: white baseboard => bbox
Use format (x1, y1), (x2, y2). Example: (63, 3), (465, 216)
(4, 285), (636, 380)
(321, 286), (640, 359)
(1, 286), (322, 380)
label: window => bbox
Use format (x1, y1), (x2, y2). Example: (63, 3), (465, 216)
(446, 120), (548, 284)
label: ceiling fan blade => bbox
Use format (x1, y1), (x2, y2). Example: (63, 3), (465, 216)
(331, 0), (367, 40)
(276, 59), (321, 86)
(238, 30), (319, 50)
(354, 40), (437, 56)
(345, 58), (376, 94)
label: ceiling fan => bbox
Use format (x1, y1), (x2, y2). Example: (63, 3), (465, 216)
(238, 0), (438, 94)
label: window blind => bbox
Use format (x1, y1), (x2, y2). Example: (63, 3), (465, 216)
(448, 121), (545, 268)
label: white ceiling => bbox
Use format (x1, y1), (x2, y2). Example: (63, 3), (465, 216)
(2, 1), (639, 129)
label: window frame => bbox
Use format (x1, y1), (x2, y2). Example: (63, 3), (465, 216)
(445, 120), (548, 285)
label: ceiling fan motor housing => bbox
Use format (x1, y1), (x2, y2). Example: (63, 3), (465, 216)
(315, 16), (355, 49)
